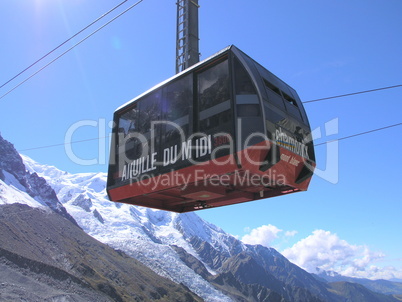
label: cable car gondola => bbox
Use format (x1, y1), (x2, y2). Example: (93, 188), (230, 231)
(107, 45), (316, 212)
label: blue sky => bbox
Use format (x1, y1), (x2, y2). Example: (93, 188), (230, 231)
(1, 0), (401, 280)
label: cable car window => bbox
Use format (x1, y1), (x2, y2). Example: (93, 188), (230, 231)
(237, 104), (260, 117)
(118, 105), (139, 137)
(263, 103), (285, 124)
(288, 89), (308, 123)
(283, 92), (297, 107)
(136, 90), (162, 166)
(161, 74), (193, 161)
(285, 103), (303, 120)
(138, 90), (162, 133)
(235, 60), (256, 95)
(117, 106), (143, 161)
(234, 57), (260, 117)
(264, 79), (281, 95)
(264, 79), (286, 110)
(198, 60), (231, 135)
(283, 92), (303, 120)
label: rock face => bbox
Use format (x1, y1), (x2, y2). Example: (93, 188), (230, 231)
(0, 203), (202, 302)
(72, 194), (93, 212)
(0, 133), (75, 224)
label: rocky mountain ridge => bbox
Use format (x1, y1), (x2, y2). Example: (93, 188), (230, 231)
(0, 203), (201, 301)
(0, 134), (75, 225)
(1, 133), (401, 301)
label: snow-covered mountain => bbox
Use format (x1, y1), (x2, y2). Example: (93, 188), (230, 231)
(0, 135), (75, 224)
(1, 133), (400, 302)
(21, 155), (235, 301)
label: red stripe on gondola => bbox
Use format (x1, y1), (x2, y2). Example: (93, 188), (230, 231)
(108, 140), (314, 212)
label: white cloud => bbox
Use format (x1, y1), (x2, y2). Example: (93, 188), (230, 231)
(285, 230), (298, 237)
(241, 224), (282, 247)
(281, 229), (395, 279)
(342, 265), (402, 280)
(243, 226), (251, 233)
(241, 227), (402, 280)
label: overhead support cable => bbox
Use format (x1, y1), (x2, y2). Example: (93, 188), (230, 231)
(0, 0), (144, 101)
(304, 84), (402, 104)
(314, 122), (402, 146)
(18, 136), (110, 152)
(0, 0), (131, 91)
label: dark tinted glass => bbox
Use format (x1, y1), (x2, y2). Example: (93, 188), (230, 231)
(138, 90), (162, 133)
(234, 57), (260, 117)
(161, 74), (192, 147)
(264, 79), (286, 110)
(197, 60), (231, 135)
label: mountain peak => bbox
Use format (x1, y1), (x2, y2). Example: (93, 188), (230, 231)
(0, 134), (28, 183)
(0, 134), (76, 225)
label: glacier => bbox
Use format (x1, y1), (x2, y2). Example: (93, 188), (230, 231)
(21, 155), (235, 302)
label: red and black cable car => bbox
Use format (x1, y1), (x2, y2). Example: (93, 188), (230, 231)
(107, 45), (316, 212)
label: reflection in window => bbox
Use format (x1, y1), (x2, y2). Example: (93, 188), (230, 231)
(119, 106), (138, 137)
(162, 74), (192, 147)
(138, 90), (161, 133)
(198, 60), (231, 135)
(118, 105), (142, 160)
(234, 57), (256, 95)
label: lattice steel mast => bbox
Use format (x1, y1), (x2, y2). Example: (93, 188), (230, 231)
(176, 0), (200, 74)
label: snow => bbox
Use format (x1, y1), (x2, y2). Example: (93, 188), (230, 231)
(0, 171), (46, 209)
(17, 154), (235, 302)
